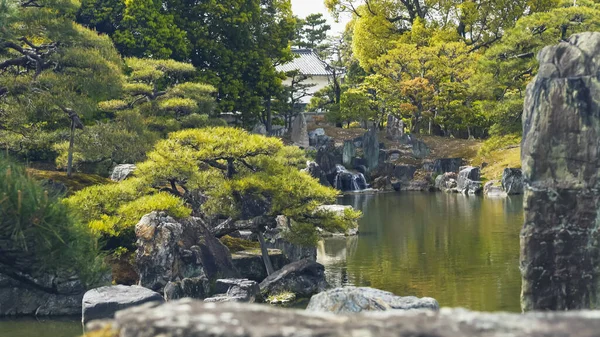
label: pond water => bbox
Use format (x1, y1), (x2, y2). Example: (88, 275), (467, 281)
(0, 317), (81, 337)
(318, 192), (524, 312)
(1, 192), (523, 336)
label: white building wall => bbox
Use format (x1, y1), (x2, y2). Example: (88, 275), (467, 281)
(283, 75), (331, 105)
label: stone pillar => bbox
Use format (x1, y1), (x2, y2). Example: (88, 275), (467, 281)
(342, 140), (355, 167)
(290, 113), (309, 148)
(363, 126), (379, 172)
(521, 32), (600, 311)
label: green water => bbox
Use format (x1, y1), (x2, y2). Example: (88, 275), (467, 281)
(0, 192), (523, 336)
(0, 317), (81, 337)
(318, 192), (524, 312)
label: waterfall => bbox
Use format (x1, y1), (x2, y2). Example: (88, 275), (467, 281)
(333, 165), (368, 192)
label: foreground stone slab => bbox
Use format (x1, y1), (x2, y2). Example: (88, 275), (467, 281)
(88, 299), (600, 337)
(82, 285), (164, 324)
(306, 287), (439, 313)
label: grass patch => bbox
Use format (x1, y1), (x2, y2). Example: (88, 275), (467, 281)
(220, 235), (260, 253)
(474, 135), (522, 181)
(27, 168), (111, 194)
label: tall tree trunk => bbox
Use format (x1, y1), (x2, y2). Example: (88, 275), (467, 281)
(257, 230), (275, 276)
(67, 120), (75, 177)
(265, 97), (272, 133)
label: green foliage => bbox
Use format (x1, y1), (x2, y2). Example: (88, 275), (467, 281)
(0, 157), (104, 286)
(296, 13), (331, 55)
(220, 235), (260, 253)
(0, 0), (124, 160)
(68, 127), (358, 249)
(111, 0), (188, 59)
(77, 0), (297, 126)
(478, 134), (522, 157)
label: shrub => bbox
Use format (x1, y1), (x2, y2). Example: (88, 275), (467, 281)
(0, 157), (104, 286)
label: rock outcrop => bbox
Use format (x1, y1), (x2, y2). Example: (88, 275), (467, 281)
(386, 114), (404, 140)
(231, 249), (289, 282)
(501, 168), (523, 195)
(342, 140), (355, 167)
(484, 181), (507, 198)
(457, 166), (483, 195)
(290, 113), (309, 148)
(0, 273), (86, 316)
(306, 287), (439, 313)
(435, 172), (458, 192)
(259, 259), (329, 299)
(87, 299), (600, 337)
(204, 279), (260, 303)
(110, 164), (136, 182)
(521, 32), (600, 311)
(362, 127), (379, 172)
(303, 161), (331, 187)
(81, 285), (163, 324)
(135, 212), (239, 292)
(163, 276), (210, 301)
(432, 158), (463, 174)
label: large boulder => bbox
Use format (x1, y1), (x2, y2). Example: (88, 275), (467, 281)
(457, 167), (482, 195)
(204, 279), (260, 303)
(290, 113), (309, 148)
(484, 181), (507, 198)
(386, 114), (404, 140)
(411, 139), (430, 159)
(342, 140), (355, 167)
(231, 249), (289, 282)
(87, 299), (600, 337)
(521, 32), (600, 311)
(135, 212), (239, 292)
(164, 276), (210, 301)
(435, 172), (458, 192)
(309, 128), (331, 148)
(393, 165), (417, 182)
(362, 127), (379, 172)
(432, 158), (463, 173)
(306, 287), (439, 313)
(501, 168), (523, 195)
(0, 273), (85, 316)
(259, 259), (329, 299)
(316, 143), (342, 181)
(303, 161), (330, 187)
(110, 164), (136, 182)
(81, 285), (163, 324)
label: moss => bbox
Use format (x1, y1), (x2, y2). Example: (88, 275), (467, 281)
(27, 168), (111, 194)
(266, 291), (297, 306)
(81, 325), (118, 337)
(220, 235), (260, 253)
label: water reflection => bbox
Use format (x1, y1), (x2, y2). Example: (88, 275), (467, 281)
(317, 192), (523, 312)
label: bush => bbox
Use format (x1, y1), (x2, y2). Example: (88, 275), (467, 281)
(0, 156), (104, 286)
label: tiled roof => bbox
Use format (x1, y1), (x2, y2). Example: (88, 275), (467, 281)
(276, 49), (332, 76)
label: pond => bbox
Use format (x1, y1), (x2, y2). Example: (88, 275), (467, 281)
(0, 317), (81, 337)
(318, 191), (524, 312)
(0, 192), (523, 336)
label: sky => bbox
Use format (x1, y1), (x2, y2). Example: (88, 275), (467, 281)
(291, 0), (351, 34)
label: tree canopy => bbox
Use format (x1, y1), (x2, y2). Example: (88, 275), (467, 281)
(317, 0), (600, 138)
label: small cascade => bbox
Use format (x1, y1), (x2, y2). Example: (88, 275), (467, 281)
(333, 165), (368, 192)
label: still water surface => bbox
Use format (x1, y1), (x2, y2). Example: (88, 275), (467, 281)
(319, 192), (524, 312)
(0, 192), (523, 336)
